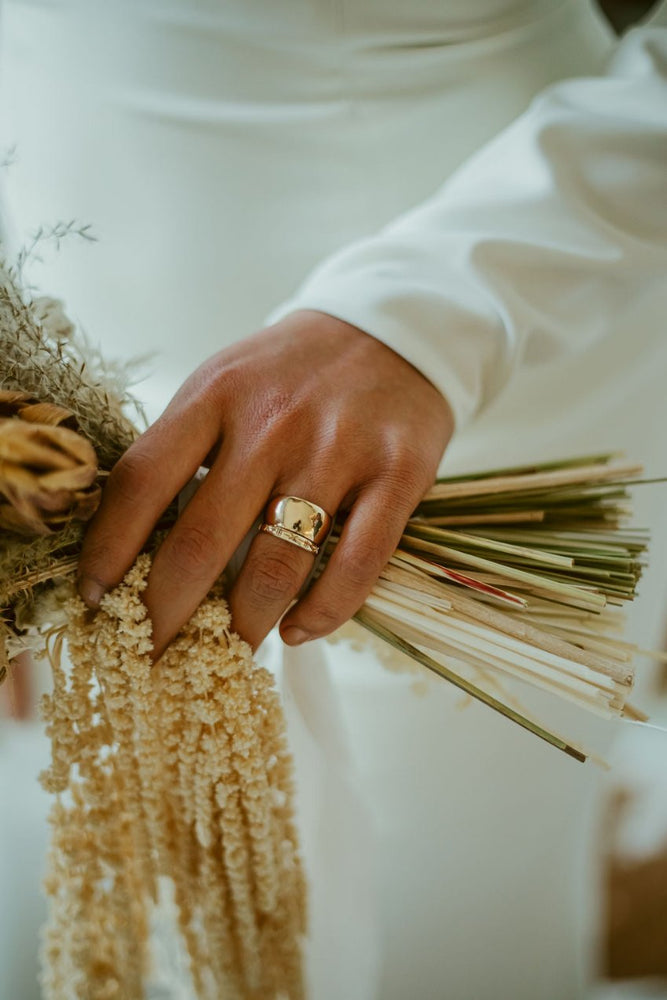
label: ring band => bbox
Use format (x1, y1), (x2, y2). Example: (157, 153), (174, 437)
(260, 523), (320, 554)
(261, 495), (333, 555)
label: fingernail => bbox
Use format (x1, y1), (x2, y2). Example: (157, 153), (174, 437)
(281, 626), (311, 646)
(77, 576), (106, 608)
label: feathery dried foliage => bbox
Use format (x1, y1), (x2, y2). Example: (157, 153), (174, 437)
(0, 252), (147, 679)
(0, 268), (137, 468)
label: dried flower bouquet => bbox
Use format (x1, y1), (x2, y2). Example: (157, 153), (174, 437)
(1, 255), (662, 753)
(0, 244), (664, 995)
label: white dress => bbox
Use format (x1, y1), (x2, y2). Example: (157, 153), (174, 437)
(2, 2), (667, 998)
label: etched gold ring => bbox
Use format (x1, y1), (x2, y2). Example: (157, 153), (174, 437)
(260, 495), (332, 555)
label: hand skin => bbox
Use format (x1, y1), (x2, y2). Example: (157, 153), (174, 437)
(77, 310), (454, 657)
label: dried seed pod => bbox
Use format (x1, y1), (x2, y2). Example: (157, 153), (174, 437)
(0, 418), (100, 535)
(0, 390), (77, 429)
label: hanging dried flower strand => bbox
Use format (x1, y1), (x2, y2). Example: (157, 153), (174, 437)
(39, 555), (306, 1000)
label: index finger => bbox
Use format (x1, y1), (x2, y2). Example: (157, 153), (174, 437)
(77, 409), (217, 606)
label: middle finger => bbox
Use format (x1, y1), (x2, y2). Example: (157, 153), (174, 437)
(145, 443), (274, 657)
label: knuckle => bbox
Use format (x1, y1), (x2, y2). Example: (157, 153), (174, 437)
(302, 601), (343, 637)
(164, 524), (218, 579)
(311, 411), (359, 469)
(199, 361), (240, 410)
(246, 551), (303, 604)
(340, 539), (381, 589)
(378, 436), (432, 496)
(109, 447), (160, 505)
(385, 437), (424, 476)
(77, 541), (119, 587)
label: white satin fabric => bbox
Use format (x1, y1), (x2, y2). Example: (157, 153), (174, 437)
(2, 2), (667, 998)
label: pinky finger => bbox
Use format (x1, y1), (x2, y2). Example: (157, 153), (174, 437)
(279, 485), (413, 645)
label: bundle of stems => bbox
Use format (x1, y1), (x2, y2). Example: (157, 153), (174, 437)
(327, 454), (660, 762)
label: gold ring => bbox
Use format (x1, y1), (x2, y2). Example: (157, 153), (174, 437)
(261, 495), (332, 555)
(260, 523), (320, 554)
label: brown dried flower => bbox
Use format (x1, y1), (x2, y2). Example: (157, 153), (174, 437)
(0, 413), (100, 535)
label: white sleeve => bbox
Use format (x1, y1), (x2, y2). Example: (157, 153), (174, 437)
(269, 10), (667, 431)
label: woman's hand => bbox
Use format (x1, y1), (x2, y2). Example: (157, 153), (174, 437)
(77, 310), (454, 656)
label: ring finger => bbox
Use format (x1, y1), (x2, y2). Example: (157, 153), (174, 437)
(228, 482), (343, 649)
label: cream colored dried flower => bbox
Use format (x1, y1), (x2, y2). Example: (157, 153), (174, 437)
(39, 555), (306, 1000)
